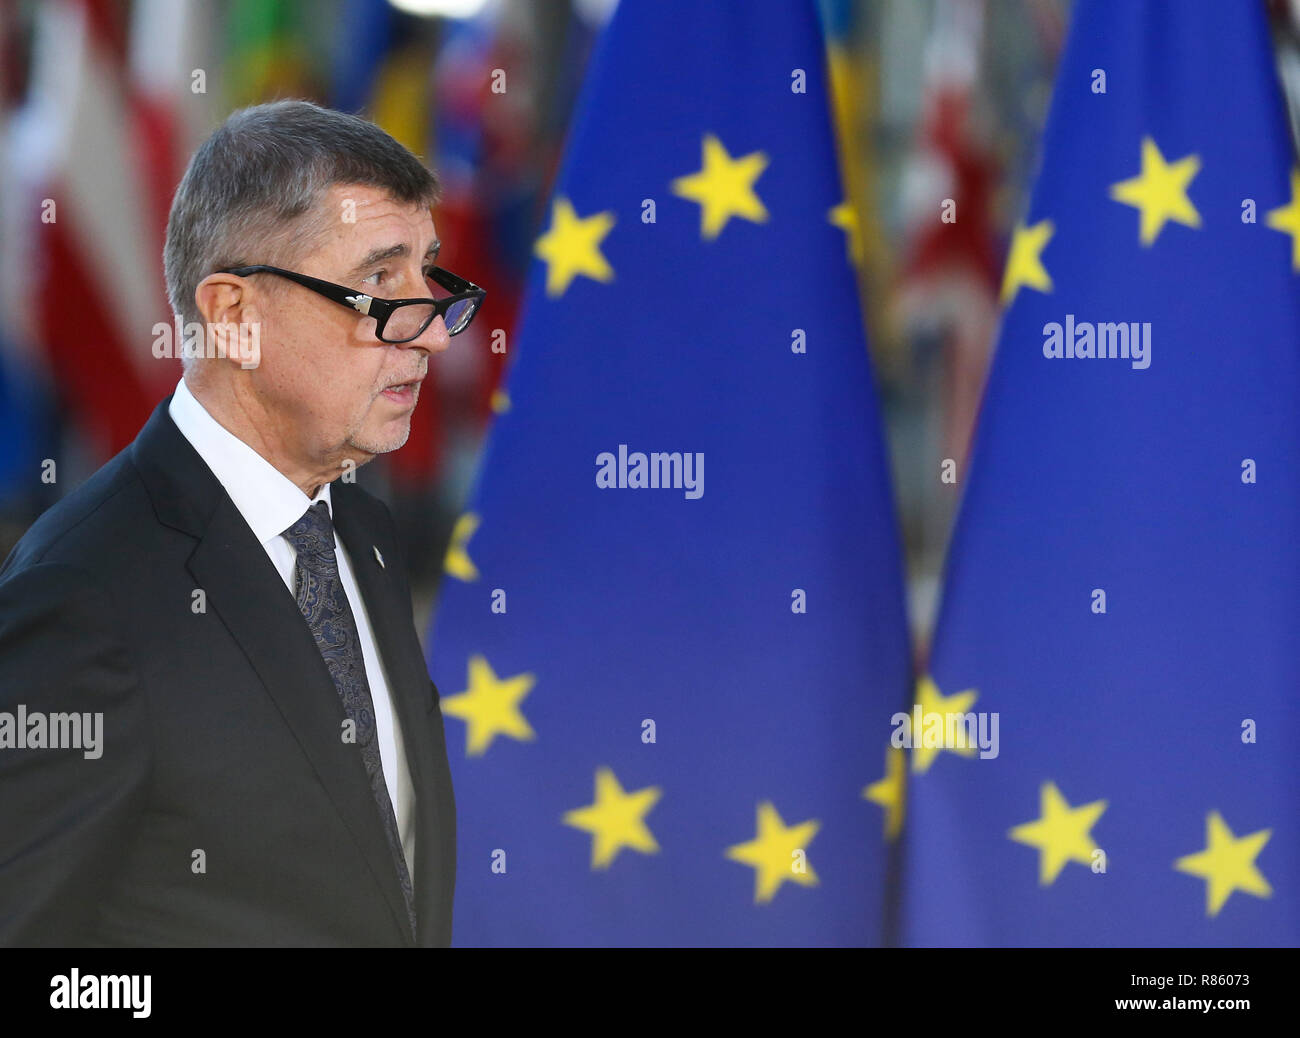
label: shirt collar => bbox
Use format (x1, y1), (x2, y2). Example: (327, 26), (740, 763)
(167, 377), (332, 547)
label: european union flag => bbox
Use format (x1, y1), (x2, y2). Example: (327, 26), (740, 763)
(428, 0), (909, 946)
(902, 0), (1300, 946)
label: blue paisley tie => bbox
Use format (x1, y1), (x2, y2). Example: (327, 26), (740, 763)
(283, 500), (416, 940)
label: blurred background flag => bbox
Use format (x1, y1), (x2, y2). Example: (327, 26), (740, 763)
(15, 0), (183, 459)
(901, 0), (1300, 946)
(428, 0), (910, 945)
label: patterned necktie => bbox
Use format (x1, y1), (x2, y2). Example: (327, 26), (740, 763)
(283, 500), (416, 940)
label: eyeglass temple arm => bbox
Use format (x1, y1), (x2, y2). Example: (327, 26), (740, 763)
(428, 266), (483, 296)
(222, 264), (396, 318)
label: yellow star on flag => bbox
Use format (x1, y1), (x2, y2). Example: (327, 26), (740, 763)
(910, 674), (979, 774)
(671, 133), (770, 240)
(533, 196), (615, 297)
(1265, 168), (1300, 270)
(1108, 136), (1202, 246)
(1000, 218), (1054, 304)
(443, 512), (480, 582)
(562, 766), (662, 869)
(1174, 810), (1272, 917)
(439, 654), (536, 756)
(725, 801), (820, 904)
(828, 199), (862, 263)
(863, 746), (906, 840)
(1008, 780), (1107, 885)
(490, 388), (511, 414)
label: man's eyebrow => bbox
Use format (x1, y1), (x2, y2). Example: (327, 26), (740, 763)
(346, 240), (442, 279)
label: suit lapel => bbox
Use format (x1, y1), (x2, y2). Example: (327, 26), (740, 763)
(331, 485), (449, 946)
(133, 397), (416, 945)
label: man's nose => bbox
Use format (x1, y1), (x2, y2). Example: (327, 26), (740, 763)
(409, 313), (451, 354)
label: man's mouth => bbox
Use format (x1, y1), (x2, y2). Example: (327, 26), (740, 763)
(381, 375), (424, 405)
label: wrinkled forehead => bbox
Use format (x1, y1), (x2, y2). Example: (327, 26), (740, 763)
(296, 185), (440, 272)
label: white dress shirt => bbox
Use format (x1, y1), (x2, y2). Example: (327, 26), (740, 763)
(167, 377), (416, 884)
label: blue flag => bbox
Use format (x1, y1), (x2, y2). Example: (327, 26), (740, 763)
(0, 344), (45, 510)
(902, 0), (1300, 946)
(428, 0), (910, 946)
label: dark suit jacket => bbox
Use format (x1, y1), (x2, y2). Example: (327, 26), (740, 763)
(0, 396), (456, 946)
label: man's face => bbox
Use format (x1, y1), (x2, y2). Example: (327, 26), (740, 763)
(250, 182), (449, 473)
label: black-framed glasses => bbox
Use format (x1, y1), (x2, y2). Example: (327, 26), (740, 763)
(219, 264), (486, 342)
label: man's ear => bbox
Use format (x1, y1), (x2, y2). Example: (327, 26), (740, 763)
(195, 274), (262, 371)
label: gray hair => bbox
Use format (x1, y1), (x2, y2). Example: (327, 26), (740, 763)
(164, 99), (441, 373)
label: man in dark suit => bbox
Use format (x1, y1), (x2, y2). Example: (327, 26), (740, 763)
(0, 100), (479, 946)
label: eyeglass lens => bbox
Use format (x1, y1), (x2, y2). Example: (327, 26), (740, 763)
(383, 297), (478, 342)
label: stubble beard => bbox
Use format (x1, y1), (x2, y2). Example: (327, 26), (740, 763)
(347, 416), (412, 457)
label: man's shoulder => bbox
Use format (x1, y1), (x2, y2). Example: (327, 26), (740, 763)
(0, 438), (155, 584)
